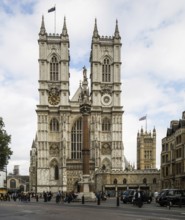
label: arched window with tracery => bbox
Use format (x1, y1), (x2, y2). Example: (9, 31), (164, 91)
(71, 117), (82, 159)
(102, 58), (111, 82)
(123, 178), (127, 184)
(102, 117), (111, 131)
(10, 179), (16, 189)
(50, 118), (59, 132)
(50, 56), (59, 81)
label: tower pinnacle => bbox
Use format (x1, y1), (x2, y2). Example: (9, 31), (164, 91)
(39, 15), (46, 35)
(61, 16), (68, 36)
(93, 18), (99, 38)
(114, 19), (121, 39)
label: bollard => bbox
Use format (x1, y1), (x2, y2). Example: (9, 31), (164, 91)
(117, 196), (120, 207)
(179, 197), (182, 208)
(168, 200), (171, 210)
(97, 196), (100, 205)
(82, 195), (85, 204)
(36, 195), (39, 202)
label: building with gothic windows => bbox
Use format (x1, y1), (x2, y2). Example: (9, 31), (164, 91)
(29, 17), (160, 194)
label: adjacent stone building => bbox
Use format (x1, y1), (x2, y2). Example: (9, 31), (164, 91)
(161, 111), (185, 189)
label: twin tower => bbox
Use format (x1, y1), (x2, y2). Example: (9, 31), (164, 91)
(30, 16), (125, 193)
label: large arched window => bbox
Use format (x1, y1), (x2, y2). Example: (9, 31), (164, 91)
(50, 56), (59, 81)
(50, 118), (59, 132)
(102, 58), (111, 82)
(10, 179), (16, 189)
(102, 118), (111, 131)
(71, 118), (82, 159)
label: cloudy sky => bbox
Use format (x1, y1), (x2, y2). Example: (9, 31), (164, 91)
(0, 0), (185, 175)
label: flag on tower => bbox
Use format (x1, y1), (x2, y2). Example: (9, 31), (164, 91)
(48, 6), (55, 13)
(139, 115), (147, 121)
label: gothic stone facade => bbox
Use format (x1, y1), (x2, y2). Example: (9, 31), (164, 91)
(29, 17), (161, 194)
(29, 17), (125, 193)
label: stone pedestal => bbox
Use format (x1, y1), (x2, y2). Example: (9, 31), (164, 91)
(76, 175), (96, 201)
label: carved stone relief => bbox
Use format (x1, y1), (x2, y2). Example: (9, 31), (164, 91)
(101, 143), (111, 155)
(49, 144), (59, 157)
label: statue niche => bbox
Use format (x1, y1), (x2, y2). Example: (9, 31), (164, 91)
(49, 144), (59, 157)
(101, 143), (111, 155)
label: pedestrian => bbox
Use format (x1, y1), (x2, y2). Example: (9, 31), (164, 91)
(134, 189), (143, 208)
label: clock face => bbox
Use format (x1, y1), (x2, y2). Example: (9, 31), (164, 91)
(101, 94), (112, 106)
(48, 87), (60, 105)
(48, 95), (60, 105)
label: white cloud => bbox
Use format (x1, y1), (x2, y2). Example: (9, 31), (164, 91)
(0, 0), (185, 174)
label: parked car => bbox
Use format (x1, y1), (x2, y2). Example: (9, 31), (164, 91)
(156, 189), (185, 207)
(122, 189), (152, 204)
(132, 190), (152, 204)
(122, 189), (135, 203)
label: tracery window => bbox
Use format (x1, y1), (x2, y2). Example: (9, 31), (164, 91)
(50, 56), (59, 81)
(71, 118), (82, 159)
(102, 117), (111, 131)
(10, 179), (16, 188)
(50, 118), (59, 132)
(102, 58), (111, 82)
(123, 178), (127, 184)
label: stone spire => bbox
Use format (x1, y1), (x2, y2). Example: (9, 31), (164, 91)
(79, 66), (91, 116)
(93, 18), (99, 38)
(39, 15), (46, 35)
(79, 66), (91, 108)
(114, 19), (121, 39)
(61, 16), (68, 37)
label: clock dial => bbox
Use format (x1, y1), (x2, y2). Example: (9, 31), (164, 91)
(48, 87), (60, 105)
(101, 94), (112, 106)
(48, 95), (60, 105)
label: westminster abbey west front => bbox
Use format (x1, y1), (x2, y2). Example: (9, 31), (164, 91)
(29, 17), (160, 194)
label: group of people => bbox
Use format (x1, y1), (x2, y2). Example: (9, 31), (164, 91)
(55, 191), (78, 203)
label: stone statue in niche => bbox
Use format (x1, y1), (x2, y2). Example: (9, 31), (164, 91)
(101, 143), (111, 155)
(49, 144), (59, 156)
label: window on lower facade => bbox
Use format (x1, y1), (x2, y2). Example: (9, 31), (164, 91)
(71, 117), (82, 159)
(102, 117), (111, 131)
(50, 118), (59, 132)
(10, 179), (16, 188)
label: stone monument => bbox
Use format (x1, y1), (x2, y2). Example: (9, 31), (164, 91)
(77, 66), (96, 201)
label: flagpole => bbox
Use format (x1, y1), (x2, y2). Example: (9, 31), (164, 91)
(54, 4), (56, 34)
(145, 115), (147, 131)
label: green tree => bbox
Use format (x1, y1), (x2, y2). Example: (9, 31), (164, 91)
(0, 117), (12, 170)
